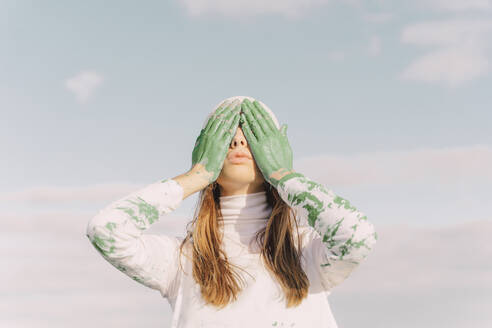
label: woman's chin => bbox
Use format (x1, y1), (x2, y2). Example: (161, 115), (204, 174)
(225, 166), (254, 177)
(218, 164), (255, 182)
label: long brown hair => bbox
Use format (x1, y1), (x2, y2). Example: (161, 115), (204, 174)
(178, 181), (309, 309)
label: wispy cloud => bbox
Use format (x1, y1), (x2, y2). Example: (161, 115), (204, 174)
(338, 220), (492, 294)
(177, 0), (331, 18)
(399, 19), (492, 86)
(0, 182), (142, 204)
(332, 219), (492, 328)
(295, 144), (492, 187)
(421, 0), (492, 12)
(65, 70), (104, 103)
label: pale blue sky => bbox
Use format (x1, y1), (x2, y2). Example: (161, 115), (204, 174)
(3, 0), (492, 226)
(2, 1), (492, 327)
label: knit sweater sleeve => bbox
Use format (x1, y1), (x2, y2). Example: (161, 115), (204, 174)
(86, 178), (184, 298)
(276, 172), (378, 292)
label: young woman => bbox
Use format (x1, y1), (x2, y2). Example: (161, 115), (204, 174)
(86, 96), (378, 327)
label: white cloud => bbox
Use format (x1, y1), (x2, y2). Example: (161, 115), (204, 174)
(422, 0), (492, 12)
(176, 0), (492, 18)
(368, 35), (382, 56)
(177, 0), (331, 18)
(0, 182), (142, 204)
(2, 210), (189, 237)
(337, 220), (492, 294)
(295, 144), (492, 187)
(332, 219), (492, 328)
(401, 20), (492, 46)
(401, 47), (489, 86)
(65, 70), (104, 103)
(400, 19), (492, 86)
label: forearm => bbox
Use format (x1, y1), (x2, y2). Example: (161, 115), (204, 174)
(86, 178), (184, 259)
(275, 171), (377, 265)
(86, 178), (185, 292)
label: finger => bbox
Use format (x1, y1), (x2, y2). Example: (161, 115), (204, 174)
(222, 112), (240, 143)
(218, 103), (241, 138)
(241, 99), (264, 140)
(253, 100), (277, 133)
(249, 100), (272, 135)
(280, 124), (288, 136)
(210, 99), (239, 135)
(224, 104), (241, 133)
(204, 99), (231, 133)
(193, 128), (205, 147)
(240, 112), (257, 145)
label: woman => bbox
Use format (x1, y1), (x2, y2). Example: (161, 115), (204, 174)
(86, 96), (378, 327)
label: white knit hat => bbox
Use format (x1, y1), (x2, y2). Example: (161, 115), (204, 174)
(201, 96), (280, 130)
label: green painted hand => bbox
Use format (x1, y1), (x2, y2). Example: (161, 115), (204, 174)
(240, 99), (293, 188)
(192, 99), (241, 183)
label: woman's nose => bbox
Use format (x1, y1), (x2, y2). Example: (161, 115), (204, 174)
(230, 135), (247, 148)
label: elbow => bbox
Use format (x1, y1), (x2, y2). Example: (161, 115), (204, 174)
(85, 213), (115, 257)
(367, 220), (378, 248)
(344, 219), (378, 263)
(85, 212), (101, 242)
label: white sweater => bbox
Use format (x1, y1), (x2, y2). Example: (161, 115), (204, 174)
(86, 173), (377, 327)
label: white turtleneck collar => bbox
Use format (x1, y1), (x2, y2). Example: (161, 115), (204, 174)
(218, 191), (272, 243)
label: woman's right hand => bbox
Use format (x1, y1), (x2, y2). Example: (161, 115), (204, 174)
(191, 99), (241, 183)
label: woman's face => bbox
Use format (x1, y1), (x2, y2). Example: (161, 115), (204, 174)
(216, 126), (266, 193)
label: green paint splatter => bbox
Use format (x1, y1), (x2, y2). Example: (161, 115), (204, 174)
(105, 222), (116, 232)
(132, 275), (145, 284)
(91, 234), (115, 257)
(276, 172), (377, 264)
(333, 195), (357, 212)
(116, 197), (159, 228)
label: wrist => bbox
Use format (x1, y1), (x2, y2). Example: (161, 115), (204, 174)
(269, 168), (295, 188)
(172, 164), (211, 200)
(270, 170), (305, 189)
(270, 168), (295, 181)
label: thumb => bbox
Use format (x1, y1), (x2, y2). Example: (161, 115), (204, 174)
(280, 124), (288, 136)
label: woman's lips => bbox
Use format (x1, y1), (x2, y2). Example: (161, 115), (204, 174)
(228, 151), (252, 164)
(229, 157), (251, 164)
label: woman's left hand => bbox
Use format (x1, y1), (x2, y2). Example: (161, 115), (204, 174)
(240, 99), (293, 188)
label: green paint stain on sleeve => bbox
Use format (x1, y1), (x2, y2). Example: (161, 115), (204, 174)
(91, 235), (116, 257)
(132, 275), (145, 284)
(333, 195), (358, 212)
(105, 222), (117, 232)
(116, 196), (159, 228)
(275, 172), (377, 265)
(116, 264), (128, 273)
